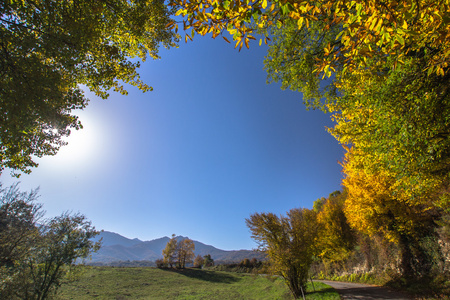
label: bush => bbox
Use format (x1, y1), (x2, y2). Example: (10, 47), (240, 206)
(155, 259), (167, 269)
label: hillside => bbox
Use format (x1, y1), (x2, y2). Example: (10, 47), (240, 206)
(88, 231), (265, 264)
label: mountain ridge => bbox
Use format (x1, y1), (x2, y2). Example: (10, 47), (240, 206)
(89, 231), (264, 264)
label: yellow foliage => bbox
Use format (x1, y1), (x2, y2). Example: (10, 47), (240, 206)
(316, 191), (355, 261)
(171, 0), (450, 76)
(342, 148), (440, 244)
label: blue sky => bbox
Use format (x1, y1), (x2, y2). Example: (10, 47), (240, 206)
(2, 36), (344, 251)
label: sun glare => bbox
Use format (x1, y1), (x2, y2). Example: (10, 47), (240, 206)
(41, 113), (103, 169)
(57, 129), (96, 160)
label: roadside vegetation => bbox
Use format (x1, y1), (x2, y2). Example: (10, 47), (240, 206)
(243, 189), (449, 299)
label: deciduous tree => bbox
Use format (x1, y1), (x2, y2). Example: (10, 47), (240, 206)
(193, 254), (204, 268)
(171, 0), (450, 76)
(0, 184), (42, 269)
(328, 55), (450, 202)
(342, 150), (442, 278)
(162, 234), (178, 268)
(246, 208), (319, 299)
(1, 0), (178, 174)
(0, 183), (100, 299)
(315, 190), (355, 262)
(203, 254), (214, 267)
(176, 238), (195, 269)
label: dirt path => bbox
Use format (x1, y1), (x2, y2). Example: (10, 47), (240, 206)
(318, 280), (412, 300)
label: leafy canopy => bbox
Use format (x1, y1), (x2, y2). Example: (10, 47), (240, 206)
(1, 0), (178, 174)
(0, 183), (100, 299)
(246, 208), (319, 298)
(170, 0), (450, 75)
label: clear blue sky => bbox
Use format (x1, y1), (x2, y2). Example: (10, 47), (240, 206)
(1, 36), (344, 251)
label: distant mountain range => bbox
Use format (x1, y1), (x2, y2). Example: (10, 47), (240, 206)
(87, 231), (265, 265)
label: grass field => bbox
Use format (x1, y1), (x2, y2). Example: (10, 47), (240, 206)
(57, 267), (339, 299)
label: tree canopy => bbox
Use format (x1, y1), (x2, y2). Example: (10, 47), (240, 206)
(162, 235), (195, 269)
(0, 183), (100, 299)
(162, 234), (178, 268)
(315, 190), (355, 262)
(1, 0), (178, 174)
(170, 0), (450, 75)
(176, 238), (195, 268)
(246, 208), (319, 298)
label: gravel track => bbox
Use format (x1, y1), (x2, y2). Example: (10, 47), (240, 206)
(318, 280), (412, 300)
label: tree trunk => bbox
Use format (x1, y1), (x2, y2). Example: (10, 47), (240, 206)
(398, 234), (413, 279)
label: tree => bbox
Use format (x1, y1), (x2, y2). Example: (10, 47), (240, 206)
(0, 184), (42, 269)
(315, 190), (355, 262)
(24, 213), (100, 299)
(246, 208), (319, 299)
(328, 54), (450, 201)
(162, 236), (195, 269)
(171, 0), (450, 75)
(203, 254), (214, 267)
(0, 183), (42, 298)
(172, 0), (450, 193)
(155, 258), (167, 268)
(162, 234), (178, 268)
(193, 254), (204, 268)
(261, 10), (450, 281)
(0, 183), (100, 299)
(176, 238), (195, 269)
(0, 0), (178, 175)
(342, 149), (442, 279)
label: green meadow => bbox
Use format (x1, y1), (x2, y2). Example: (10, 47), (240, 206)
(58, 267), (339, 299)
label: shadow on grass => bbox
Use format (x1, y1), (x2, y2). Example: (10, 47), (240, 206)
(307, 287), (338, 299)
(160, 268), (241, 284)
(309, 287), (336, 294)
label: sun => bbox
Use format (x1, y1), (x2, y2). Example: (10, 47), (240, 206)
(42, 113), (102, 168)
(57, 128), (95, 160)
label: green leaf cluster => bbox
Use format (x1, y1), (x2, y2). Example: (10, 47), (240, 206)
(0, 183), (100, 299)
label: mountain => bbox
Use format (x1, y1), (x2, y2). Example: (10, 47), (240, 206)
(93, 231), (142, 247)
(88, 231), (264, 264)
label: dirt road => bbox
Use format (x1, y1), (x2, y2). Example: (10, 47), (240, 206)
(318, 280), (412, 300)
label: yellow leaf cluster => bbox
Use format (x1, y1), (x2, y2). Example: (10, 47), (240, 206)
(170, 0), (450, 76)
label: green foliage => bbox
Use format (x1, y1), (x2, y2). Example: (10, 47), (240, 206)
(313, 197), (326, 213)
(0, 183), (100, 299)
(203, 254), (215, 267)
(0, 0), (178, 174)
(331, 56), (450, 199)
(208, 258), (264, 273)
(262, 17), (341, 110)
